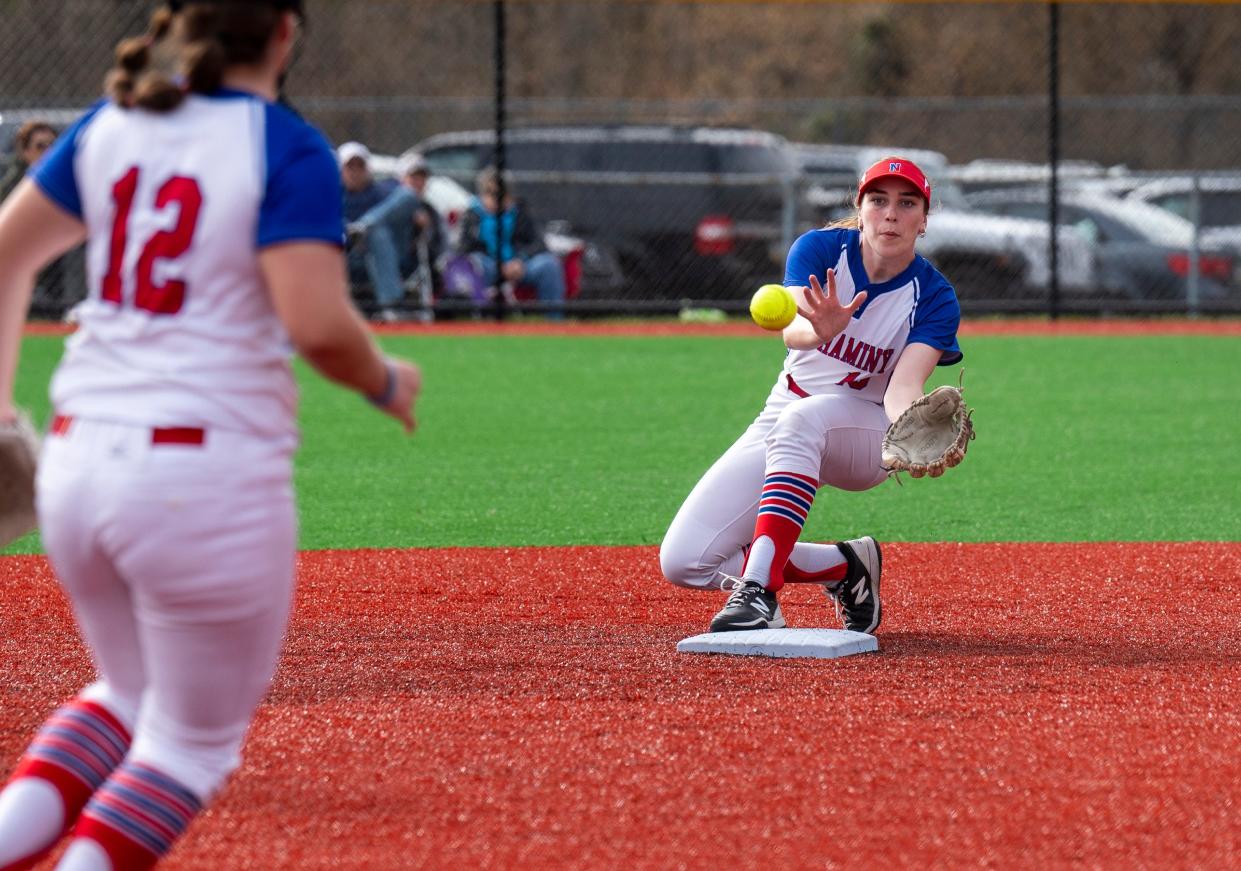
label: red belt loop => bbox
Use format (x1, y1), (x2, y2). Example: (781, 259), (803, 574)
(785, 374), (810, 398)
(151, 427), (205, 446)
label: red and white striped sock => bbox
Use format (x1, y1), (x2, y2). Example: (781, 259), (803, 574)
(741, 471), (818, 593)
(785, 542), (849, 584)
(68, 762), (203, 871)
(0, 699), (131, 871)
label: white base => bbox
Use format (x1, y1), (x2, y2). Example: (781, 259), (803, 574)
(677, 627), (878, 660)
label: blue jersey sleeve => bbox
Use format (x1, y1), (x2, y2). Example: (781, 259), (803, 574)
(258, 104), (344, 249)
(30, 100), (108, 220)
(909, 270), (963, 365)
(783, 228), (847, 288)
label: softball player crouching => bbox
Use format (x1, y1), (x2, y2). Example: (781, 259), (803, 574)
(661, 156), (963, 636)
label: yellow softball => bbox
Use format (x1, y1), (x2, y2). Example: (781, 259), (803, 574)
(749, 284), (797, 331)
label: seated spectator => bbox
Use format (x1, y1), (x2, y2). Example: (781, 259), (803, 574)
(0, 120), (57, 202)
(337, 141), (400, 320)
(456, 167), (565, 320)
(347, 152), (445, 323)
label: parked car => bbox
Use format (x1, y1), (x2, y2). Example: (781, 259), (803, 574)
(412, 125), (803, 303)
(794, 144), (1096, 303)
(966, 187), (1238, 301)
(945, 158), (1114, 195)
(1126, 175), (1241, 228)
(1126, 175), (1241, 257)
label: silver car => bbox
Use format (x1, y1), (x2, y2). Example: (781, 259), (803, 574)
(967, 187), (1237, 302)
(795, 145), (1096, 305)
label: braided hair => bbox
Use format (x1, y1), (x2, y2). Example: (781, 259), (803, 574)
(106, 0), (302, 113)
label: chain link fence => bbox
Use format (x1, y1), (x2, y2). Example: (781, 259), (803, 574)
(3, 1), (1239, 318)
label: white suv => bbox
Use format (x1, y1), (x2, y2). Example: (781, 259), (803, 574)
(1126, 175), (1241, 258)
(796, 145), (1096, 305)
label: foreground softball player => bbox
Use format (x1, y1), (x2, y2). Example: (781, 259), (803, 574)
(0, 2), (421, 867)
(660, 156), (962, 635)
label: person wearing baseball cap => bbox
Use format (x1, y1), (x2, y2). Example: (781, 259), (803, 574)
(397, 151), (428, 178)
(339, 141), (385, 218)
(337, 140), (372, 168)
(856, 155), (932, 207)
(843, 154), (936, 267)
(347, 151), (445, 322)
(337, 143), (405, 318)
(662, 152), (964, 638)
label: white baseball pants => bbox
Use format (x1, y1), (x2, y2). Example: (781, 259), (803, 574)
(660, 381), (891, 590)
(36, 418), (296, 802)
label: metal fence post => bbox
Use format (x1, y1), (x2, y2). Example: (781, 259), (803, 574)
(1047, 0), (1061, 321)
(1187, 172), (1201, 317)
(492, 0), (508, 321)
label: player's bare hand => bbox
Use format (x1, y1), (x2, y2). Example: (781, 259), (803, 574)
(375, 358), (422, 434)
(796, 269), (867, 343)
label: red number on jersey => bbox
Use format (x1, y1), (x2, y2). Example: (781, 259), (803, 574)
(837, 371), (872, 391)
(100, 168), (139, 305)
(100, 168), (203, 315)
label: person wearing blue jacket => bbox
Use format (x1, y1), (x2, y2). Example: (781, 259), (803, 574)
(457, 167), (565, 320)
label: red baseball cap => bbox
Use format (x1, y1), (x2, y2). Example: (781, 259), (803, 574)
(856, 156), (932, 206)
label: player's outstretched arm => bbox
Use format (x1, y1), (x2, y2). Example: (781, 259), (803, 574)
(883, 342), (943, 423)
(261, 241), (421, 432)
(783, 269), (867, 351)
(0, 180), (87, 422)
(881, 343), (974, 478)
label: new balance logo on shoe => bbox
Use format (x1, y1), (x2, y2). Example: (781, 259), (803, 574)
(709, 578), (786, 633)
(824, 537), (882, 634)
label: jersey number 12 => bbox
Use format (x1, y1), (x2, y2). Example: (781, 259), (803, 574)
(101, 166), (203, 315)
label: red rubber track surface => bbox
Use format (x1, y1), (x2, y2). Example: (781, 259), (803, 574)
(24, 318), (1241, 339)
(4, 543), (1239, 869)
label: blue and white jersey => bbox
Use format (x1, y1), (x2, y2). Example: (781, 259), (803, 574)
(779, 227), (962, 405)
(33, 90), (344, 444)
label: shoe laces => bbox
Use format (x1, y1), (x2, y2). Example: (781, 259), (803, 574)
(720, 575), (761, 605)
(823, 581), (845, 623)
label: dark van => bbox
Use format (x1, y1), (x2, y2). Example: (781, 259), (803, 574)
(413, 125), (801, 305)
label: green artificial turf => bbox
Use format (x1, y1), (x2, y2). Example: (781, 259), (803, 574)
(5, 331), (1238, 553)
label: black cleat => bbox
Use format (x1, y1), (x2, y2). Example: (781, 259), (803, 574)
(824, 537), (882, 634)
(709, 578), (786, 632)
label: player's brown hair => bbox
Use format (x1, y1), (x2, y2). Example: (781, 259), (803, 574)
(105, 2), (284, 113)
